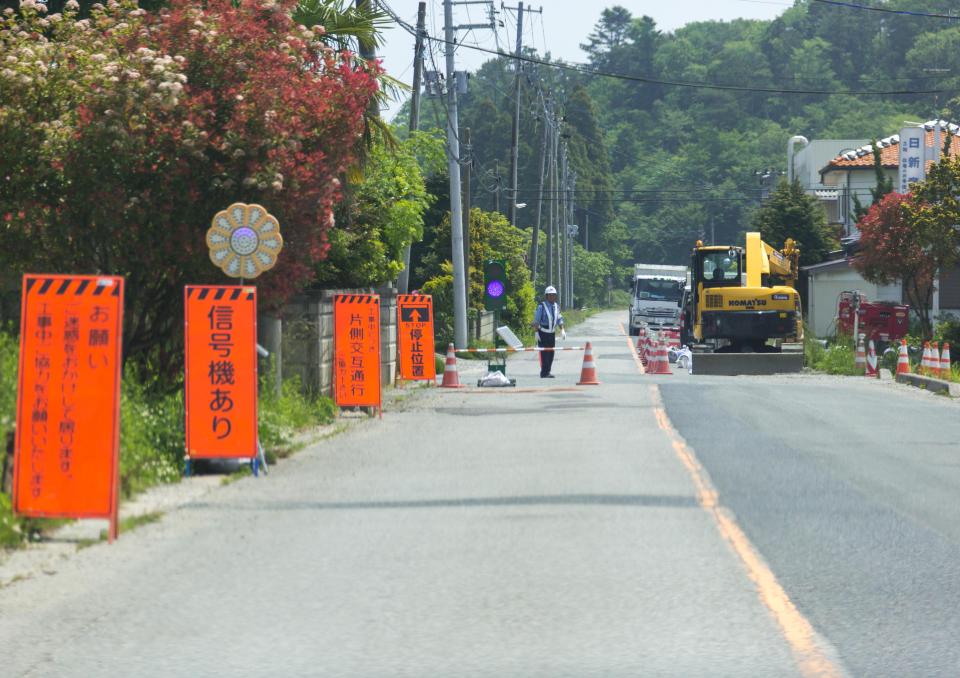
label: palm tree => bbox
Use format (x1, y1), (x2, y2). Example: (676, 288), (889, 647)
(293, 0), (402, 127)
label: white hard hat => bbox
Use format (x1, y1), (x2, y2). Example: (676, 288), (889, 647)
(545, 285), (557, 295)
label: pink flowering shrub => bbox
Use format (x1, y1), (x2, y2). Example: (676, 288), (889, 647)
(0, 0), (378, 375)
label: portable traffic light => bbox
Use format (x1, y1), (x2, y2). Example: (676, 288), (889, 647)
(483, 259), (508, 311)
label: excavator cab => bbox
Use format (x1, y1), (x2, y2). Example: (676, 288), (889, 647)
(687, 235), (802, 354)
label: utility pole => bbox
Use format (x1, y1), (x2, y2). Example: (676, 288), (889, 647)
(568, 172), (576, 308)
(507, 2), (524, 227)
(397, 1), (427, 295)
(504, 3), (542, 228)
(444, 0), (468, 349)
(584, 210), (589, 251)
(545, 111), (555, 288)
(560, 141), (568, 308)
(494, 160), (501, 214)
(531, 107), (548, 289)
(462, 126), (472, 313)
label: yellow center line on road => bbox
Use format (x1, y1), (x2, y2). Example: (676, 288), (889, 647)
(649, 385), (844, 678)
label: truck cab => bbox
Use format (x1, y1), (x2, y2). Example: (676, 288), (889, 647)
(628, 264), (687, 336)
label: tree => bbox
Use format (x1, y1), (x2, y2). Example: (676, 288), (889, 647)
(750, 180), (834, 267)
(571, 245), (614, 308)
(317, 130), (444, 287)
(852, 139), (895, 221)
(0, 0), (378, 378)
(420, 209), (535, 344)
(853, 192), (936, 337)
(580, 6), (634, 69)
(902, 155), (960, 335)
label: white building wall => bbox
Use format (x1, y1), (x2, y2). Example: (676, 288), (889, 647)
(808, 266), (884, 338)
(821, 168), (898, 238)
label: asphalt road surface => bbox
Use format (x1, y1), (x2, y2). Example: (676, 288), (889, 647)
(2, 310), (959, 677)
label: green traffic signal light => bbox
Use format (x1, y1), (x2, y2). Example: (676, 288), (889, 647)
(484, 259), (508, 310)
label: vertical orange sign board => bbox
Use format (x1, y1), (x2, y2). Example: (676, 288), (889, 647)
(184, 286), (258, 459)
(333, 294), (381, 410)
(397, 294), (436, 382)
(13, 275), (124, 525)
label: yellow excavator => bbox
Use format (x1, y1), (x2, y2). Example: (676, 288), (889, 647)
(680, 232), (804, 374)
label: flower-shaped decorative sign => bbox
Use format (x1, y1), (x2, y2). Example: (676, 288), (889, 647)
(206, 203), (284, 279)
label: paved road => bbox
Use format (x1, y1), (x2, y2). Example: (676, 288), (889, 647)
(1, 310), (958, 676)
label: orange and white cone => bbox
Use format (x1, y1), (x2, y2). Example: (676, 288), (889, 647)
(440, 343), (464, 388)
(896, 339), (911, 376)
(865, 339), (878, 378)
(649, 339), (673, 375)
(637, 327), (648, 366)
(577, 342), (600, 385)
(855, 337), (866, 374)
(931, 342), (941, 378)
(941, 342), (952, 380)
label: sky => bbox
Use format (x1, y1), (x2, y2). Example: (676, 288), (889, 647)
(375, 0), (792, 117)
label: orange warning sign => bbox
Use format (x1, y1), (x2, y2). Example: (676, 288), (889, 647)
(333, 294), (381, 410)
(397, 294), (436, 382)
(13, 274), (124, 527)
(184, 286), (258, 459)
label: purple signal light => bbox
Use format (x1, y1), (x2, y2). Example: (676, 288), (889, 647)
(486, 280), (505, 298)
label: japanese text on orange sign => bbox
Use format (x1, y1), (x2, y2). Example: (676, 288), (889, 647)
(13, 275), (123, 519)
(184, 286), (258, 459)
(397, 294), (436, 381)
(333, 295), (381, 408)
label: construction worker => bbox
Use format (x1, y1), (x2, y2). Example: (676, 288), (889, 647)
(533, 285), (565, 378)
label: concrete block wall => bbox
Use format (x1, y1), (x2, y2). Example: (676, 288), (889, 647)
(476, 310), (496, 342)
(273, 288), (397, 397)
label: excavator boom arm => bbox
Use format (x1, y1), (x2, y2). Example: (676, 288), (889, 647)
(745, 232), (799, 287)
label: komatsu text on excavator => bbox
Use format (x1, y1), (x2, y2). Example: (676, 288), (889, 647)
(680, 232), (804, 375)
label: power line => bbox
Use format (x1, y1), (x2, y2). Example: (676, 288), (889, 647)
(810, 0), (960, 20)
(378, 2), (948, 96)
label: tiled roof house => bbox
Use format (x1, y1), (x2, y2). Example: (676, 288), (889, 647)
(802, 121), (960, 337)
(818, 120), (960, 239)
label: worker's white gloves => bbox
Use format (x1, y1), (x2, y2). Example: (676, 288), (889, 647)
(560, 329), (567, 341)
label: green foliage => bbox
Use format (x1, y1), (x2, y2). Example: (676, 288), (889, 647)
(258, 367), (336, 450)
(420, 209), (535, 345)
(609, 289), (632, 308)
(293, 0), (390, 55)
(0, 0), (378, 382)
(750, 180), (834, 267)
(934, 315), (960, 349)
(572, 245), (614, 308)
(0, 491), (21, 548)
(119, 369), (184, 499)
(806, 341), (862, 376)
(319, 131), (444, 287)
(421, 265), (455, 349)
(852, 139), (895, 220)
(0, 330), (16, 455)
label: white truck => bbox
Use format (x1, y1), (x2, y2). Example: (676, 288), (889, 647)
(628, 264), (687, 336)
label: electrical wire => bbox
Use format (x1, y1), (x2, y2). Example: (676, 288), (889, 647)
(378, 2), (948, 96)
(810, 0), (960, 20)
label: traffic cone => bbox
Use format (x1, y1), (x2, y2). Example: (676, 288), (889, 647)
(577, 342), (600, 385)
(440, 343), (464, 388)
(855, 337), (866, 374)
(865, 339), (878, 378)
(637, 327), (648, 366)
(649, 339), (673, 375)
(896, 339), (911, 376)
(941, 342), (952, 380)
(931, 342), (941, 378)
